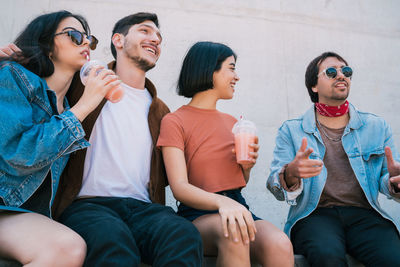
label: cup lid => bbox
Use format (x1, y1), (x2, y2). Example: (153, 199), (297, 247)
(80, 60), (108, 85)
(232, 116), (256, 134)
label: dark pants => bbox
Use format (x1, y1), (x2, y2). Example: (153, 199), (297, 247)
(59, 197), (203, 267)
(291, 206), (400, 267)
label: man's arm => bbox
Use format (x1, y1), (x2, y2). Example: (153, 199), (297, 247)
(267, 124), (323, 204)
(384, 147), (400, 201)
(378, 122), (400, 202)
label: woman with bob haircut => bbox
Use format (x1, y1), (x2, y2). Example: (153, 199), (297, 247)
(157, 41), (294, 266)
(0, 10), (120, 266)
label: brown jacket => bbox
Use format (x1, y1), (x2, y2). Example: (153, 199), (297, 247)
(52, 62), (170, 219)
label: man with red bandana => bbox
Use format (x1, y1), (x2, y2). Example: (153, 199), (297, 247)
(267, 52), (400, 266)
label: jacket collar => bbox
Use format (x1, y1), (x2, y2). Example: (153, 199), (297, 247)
(302, 102), (363, 134)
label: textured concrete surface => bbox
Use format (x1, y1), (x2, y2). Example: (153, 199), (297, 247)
(0, 0), (399, 248)
(0, 254), (365, 267)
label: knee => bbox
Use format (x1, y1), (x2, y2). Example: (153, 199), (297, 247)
(216, 225), (249, 255)
(262, 231), (293, 257)
(273, 232), (293, 255)
(218, 236), (249, 255)
(44, 232), (87, 267)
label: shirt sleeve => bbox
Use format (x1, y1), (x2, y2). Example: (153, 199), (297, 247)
(0, 63), (87, 176)
(267, 122), (304, 205)
(156, 113), (185, 151)
(379, 120), (400, 202)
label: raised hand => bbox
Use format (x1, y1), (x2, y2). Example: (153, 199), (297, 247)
(0, 44), (21, 57)
(385, 147), (400, 191)
(285, 137), (323, 186)
(70, 66), (121, 122)
(217, 195), (257, 245)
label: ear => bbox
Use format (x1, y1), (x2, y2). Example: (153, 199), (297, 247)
(312, 86), (318, 93)
(112, 33), (124, 50)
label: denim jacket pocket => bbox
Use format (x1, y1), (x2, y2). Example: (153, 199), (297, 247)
(362, 148), (385, 161)
(361, 148), (385, 192)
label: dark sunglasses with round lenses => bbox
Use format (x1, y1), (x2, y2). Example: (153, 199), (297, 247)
(319, 66), (353, 79)
(54, 30), (98, 50)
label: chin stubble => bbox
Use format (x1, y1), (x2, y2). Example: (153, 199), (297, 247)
(128, 55), (156, 72)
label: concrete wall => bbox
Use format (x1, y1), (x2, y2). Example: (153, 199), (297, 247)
(1, 0), (399, 230)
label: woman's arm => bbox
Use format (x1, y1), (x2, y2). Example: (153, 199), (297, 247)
(0, 64), (86, 176)
(162, 146), (257, 244)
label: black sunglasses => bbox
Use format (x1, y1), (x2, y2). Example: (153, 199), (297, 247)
(318, 66), (353, 79)
(54, 30), (98, 50)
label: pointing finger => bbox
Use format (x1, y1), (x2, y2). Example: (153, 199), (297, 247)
(299, 137), (307, 153)
(385, 146), (394, 167)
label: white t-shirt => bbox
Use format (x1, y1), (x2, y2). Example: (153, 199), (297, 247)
(78, 83), (153, 202)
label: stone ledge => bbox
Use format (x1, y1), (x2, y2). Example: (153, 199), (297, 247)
(0, 254), (364, 267)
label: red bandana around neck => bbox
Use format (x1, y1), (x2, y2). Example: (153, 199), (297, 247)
(315, 100), (349, 117)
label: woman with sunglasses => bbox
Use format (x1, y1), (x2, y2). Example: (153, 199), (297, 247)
(157, 41), (294, 266)
(0, 10), (120, 266)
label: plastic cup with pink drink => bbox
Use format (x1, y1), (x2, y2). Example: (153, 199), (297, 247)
(80, 60), (124, 103)
(232, 117), (257, 164)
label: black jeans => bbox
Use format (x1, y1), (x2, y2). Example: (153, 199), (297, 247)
(291, 206), (400, 267)
(59, 197), (203, 267)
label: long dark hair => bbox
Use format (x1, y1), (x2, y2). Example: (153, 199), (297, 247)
(3, 10), (90, 78)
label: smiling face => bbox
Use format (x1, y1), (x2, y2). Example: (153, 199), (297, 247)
(312, 56), (351, 105)
(212, 55), (239, 99)
(118, 20), (162, 71)
(51, 17), (91, 72)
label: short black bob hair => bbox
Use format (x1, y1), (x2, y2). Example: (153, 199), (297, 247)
(110, 12), (159, 59)
(177, 41), (237, 98)
(3, 10), (90, 78)
(305, 51), (349, 103)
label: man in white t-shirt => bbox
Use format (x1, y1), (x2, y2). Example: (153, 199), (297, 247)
(53, 12), (203, 267)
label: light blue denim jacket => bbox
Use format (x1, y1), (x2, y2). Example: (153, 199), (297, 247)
(267, 104), (400, 236)
(0, 61), (89, 217)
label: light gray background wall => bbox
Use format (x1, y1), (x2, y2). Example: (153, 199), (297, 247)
(1, 0), (399, 230)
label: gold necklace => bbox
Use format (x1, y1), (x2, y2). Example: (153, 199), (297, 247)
(316, 119), (342, 142)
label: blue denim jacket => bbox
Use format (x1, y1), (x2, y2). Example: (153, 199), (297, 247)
(267, 104), (400, 236)
(0, 61), (89, 217)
